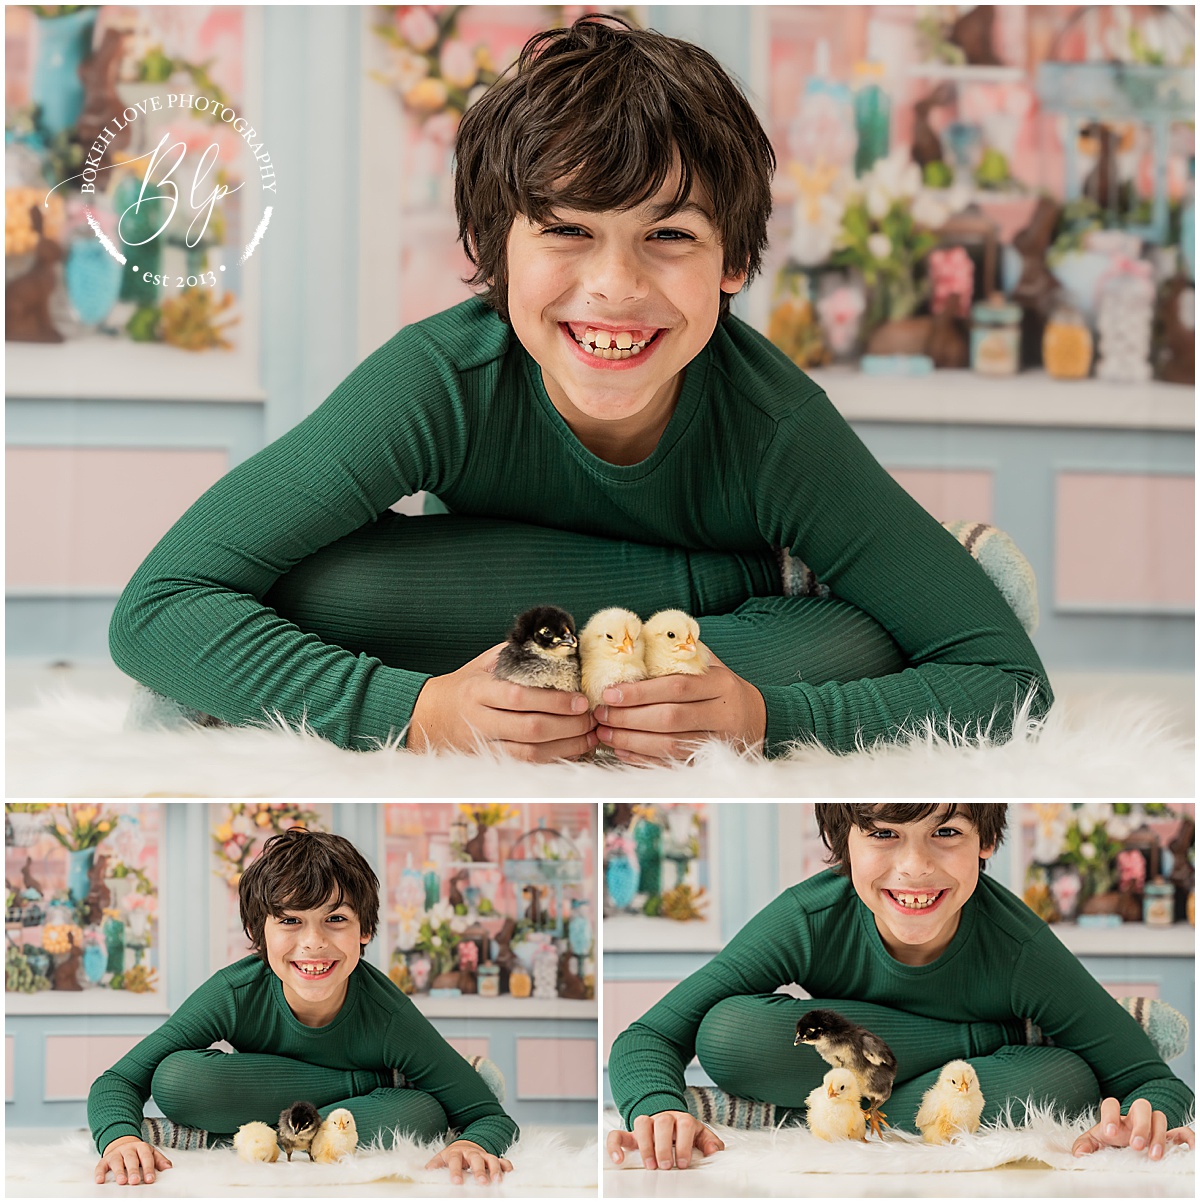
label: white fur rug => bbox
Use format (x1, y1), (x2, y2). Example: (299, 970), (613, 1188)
(602, 1102), (1195, 1177)
(5, 689), (1193, 798)
(6, 1126), (597, 1190)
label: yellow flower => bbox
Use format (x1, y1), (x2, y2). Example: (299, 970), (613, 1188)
(404, 77), (448, 114)
(97, 821), (111, 832)
(75, 806), (97, 825)
(255, 811), (272, 827)
(215, 822), (233, 842)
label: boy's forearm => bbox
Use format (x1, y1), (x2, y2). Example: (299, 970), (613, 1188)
(1120, 1077), (1196, 1131)
(111, 576), (430, 749)
(758, 663), (1051, 757)
(608, 1024), (692, 1127)
(88, 1071), (151, 1155)
(455, 1115), (520, 1158)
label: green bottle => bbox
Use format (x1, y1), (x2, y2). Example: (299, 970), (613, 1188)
(853, 62), (891, 178)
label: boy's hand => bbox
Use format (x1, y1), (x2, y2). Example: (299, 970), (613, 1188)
(1071, 1097), (1195, 1160)
(425, 1139), (513, 1184)
(94, 1135), (172, 1186)
(593, 653), (766, 765)
(607, 1110), (724, 1170)
(407, 644), (598, 762)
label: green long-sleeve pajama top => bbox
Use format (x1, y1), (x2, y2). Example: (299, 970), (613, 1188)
(109, 295), (1050, 754)
(608, 870), (1193, 1130)
(87, 956), (517, 1156)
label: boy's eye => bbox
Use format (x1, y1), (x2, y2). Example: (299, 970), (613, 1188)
(935, 827), (963, 838)
(542, 224), (586, 237)
(649, 228), (694, 241)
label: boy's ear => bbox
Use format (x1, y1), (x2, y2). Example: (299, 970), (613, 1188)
(979, 843), (995, 861)
(720, 264), (749, 295)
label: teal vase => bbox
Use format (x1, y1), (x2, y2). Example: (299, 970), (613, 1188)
(606, 854), (637, 910)
(66, 239), (123, 325)
(32, 10), (99, 137)
(67, 847), (95, 905)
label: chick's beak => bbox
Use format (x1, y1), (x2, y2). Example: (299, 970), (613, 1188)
(619, 631), (634, 653)
(562, 632), (577, 648)
(827, 1083), (837, 1099)
(958, 1078), (971, 1093)
(793, 1033), (802, 1046)
(681, 633), (696, 651)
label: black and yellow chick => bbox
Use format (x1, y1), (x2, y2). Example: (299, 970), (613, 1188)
(794, 1009), (898, 1139)
(494, 605), (581, 691)
(277, 1100), (322, 1162)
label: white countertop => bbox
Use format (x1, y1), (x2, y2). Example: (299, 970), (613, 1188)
(807, 366), (1195, 431)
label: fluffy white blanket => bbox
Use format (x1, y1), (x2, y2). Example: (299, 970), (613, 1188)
(5, 689), (1193, 797)
(6, 1126), (597, 1190)
(602, 1102), (1195, 1177)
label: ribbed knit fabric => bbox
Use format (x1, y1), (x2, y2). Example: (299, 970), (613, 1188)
(109, 296), (1052, 754)
(87, 957), (517, 1157)
(608, 871), (1193, 1132)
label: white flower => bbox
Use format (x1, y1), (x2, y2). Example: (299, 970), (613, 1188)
(449, 915), (469, 934)
(430, 935), (442, 948)
(866, 186), (890, 221)
(1077, 816), (1095, 837)
(911, 189), (952, 230)
(230, 815), (254, 837)
(1107, 816), (1133, 840)
(1080, 841), (1096, 860)
(867, 232), (892, 260)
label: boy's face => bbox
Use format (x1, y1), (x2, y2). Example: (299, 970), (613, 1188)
(263, 893), (370, 1027)
(504, 167), (746, 459)
(846, 809), (993, 967)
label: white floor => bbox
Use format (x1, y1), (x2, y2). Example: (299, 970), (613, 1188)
(7, 661), (1195, 743)
(6, 1126), (596, 1198)
(603, 1162), (1194, 1198)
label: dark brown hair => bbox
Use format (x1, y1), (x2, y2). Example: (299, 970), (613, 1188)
(238, 828), (380, 958)
(814, 804), (1008, 876)
(453, 14), (776, 324)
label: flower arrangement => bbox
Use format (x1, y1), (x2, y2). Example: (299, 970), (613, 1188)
(211, 804), (322, 887)
(372, 5), (501, 139)
(44, 805), (119, 851)
(830, 151), (968, 331)
(1057, 806), (1126, 900)
(413, 900), (466, 977)
(458, 803), (518, 828)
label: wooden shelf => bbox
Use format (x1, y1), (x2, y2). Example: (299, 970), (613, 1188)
(408, 995), (596, 1020)
(806, 366), (1195, 431)
(1047, 922), (1195, 958)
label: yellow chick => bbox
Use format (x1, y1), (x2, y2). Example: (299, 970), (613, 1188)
(233, 1120), (280, 1163)
(804, 1067), (867, 1142)
(310, 1107), (358, 1164)
(579, 607), (647, 708)
(642, 609), (709, 678)
(915, 1060), (985, 1144)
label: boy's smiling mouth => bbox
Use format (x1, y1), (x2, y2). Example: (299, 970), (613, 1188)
(292, 959), (337, 979)
(883, 888), (948, 914)
(560, 322), (664, 366)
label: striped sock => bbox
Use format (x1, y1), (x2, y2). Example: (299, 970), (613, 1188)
(684, 1084), (780, 1130)
(140, 1116), (209, 1150)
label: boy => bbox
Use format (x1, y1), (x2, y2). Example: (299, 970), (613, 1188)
(607, 804), (1194, 1169)
(110, 17), (1050, 762)
(90, 828), (516, 1186)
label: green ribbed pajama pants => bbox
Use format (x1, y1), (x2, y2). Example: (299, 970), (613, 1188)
(150, 1049), (449, 1147)
(693, 994), (1101, 1130)
(263, 512), (906, 686)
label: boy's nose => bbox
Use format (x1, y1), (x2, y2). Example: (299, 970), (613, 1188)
(584, 246), (649, 304)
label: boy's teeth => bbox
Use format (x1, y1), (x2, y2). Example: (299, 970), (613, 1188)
(892, 891), (941, 909)
(568, 325), (655, 357)
(295, 961), (333, 976)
